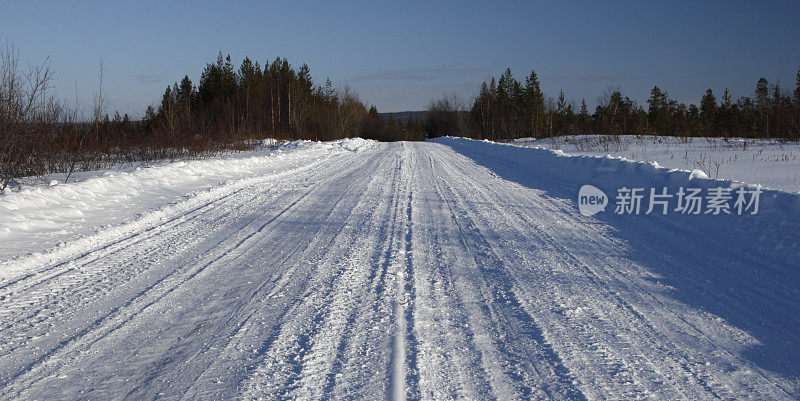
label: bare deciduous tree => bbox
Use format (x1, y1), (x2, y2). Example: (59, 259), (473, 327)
(0, 40), (56, 191)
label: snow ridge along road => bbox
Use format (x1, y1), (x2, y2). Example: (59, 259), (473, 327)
(1, 138), (799, 400)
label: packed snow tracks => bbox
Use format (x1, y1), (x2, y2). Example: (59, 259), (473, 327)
(1, 139), (798, 400)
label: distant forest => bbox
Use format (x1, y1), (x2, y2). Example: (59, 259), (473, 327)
(0, 50), (424, 190)
(426, 67), (800, 141)
(146, 53), (427, 146)
(1, 43), (799, 190)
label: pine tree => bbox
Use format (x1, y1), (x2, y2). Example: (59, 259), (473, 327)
(497, 68), (515, 98)
(323, 77), (335, 100)
(579, 99), (589, 133)
(178, 76), (193, 103)
(496, 68), (520, 137)
(159, 85), (173, 116)
(580, 99), (589, 120)
(647, 86), (669, 133)
(556, 90), (567, 114)
(647, 86), (664, 114)
(718, 89), (733, 137)
(522, 70), (545, 137)
(721, 88), (732, 109)
(700, 89), (717, 115)
(700, 89), (717, 136)
(144, 105), (157, 122)
(755, 78), (770, 110)
(755, 78), (770, 137)
(471, 81), (495, 139)
(793, 67), (800, 107)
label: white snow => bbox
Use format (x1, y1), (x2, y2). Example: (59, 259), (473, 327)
(0, 139), (376, 265)
(0, 137), (798, 400)
(511, 135), (800, 193)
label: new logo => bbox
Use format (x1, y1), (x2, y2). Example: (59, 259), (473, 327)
(578, 185), (608, 216)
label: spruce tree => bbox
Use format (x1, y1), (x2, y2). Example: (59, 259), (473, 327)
(557, 90), (567, 114)
(719, 89), (733, 136)
(755, 78), (770, 137)
(755, 78), (770, 110)
(159, 85), (173, 117)
(793, 67), (800, 107)
(178, 75), (194, 113)
(647, 86), (669, 133)
(580, 99), (589, 120)
(700, 89), (717, 136)
(700, 89), (717, 115)
(522, 70), (545, 137)
(579, 99), (589, 133)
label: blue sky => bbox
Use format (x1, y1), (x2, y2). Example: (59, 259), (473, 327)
(2, 0), (799, 116)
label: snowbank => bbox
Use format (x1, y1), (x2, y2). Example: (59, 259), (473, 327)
(0, 138), (376, 267)
(433, 137), (800, 267)
(511, 135), (800, 193)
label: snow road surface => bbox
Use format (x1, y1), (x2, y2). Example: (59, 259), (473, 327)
(1, 138), (799, 400)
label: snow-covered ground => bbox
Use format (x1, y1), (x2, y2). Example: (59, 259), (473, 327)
(0, 139), (367, 263)
(511, 135), (800, 193)
(0, 138), (799, 399)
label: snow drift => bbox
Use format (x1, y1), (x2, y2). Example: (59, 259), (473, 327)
(434, 137), (800, 268)
(0, 138), (376, 279)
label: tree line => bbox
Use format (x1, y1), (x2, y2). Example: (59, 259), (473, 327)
(0, 47), (422, 191)
(425, 67), (800, 141)
(2, 41), (798, 192)
(148, 52), (424, 147)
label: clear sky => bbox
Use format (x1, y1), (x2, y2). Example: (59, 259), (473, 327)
(2, 0), (799, 116)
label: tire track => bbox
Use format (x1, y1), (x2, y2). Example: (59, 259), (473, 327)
(239, 147), (404, 400)
(424, 149), (586, 401)
(0, 148), (381, 399)
(427, 141), (795, 400)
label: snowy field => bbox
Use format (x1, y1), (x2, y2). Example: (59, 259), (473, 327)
(0, 138), (799, 399)
(511, 135), (800, 193)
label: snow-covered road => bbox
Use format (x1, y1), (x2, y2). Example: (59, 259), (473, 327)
(1, 139), (799, 400)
